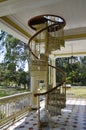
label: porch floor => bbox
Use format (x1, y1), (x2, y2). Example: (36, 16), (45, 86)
(6, 98), (86, 130)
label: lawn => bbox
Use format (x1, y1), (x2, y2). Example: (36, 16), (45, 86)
(0, 86), (86, 98)
(66, 86), (86, 98)
(0, 86), (29, 97)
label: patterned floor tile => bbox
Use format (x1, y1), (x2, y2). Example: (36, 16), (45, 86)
(6, 98), (86, 130)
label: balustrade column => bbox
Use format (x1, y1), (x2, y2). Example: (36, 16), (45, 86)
(51, 59), (56, 87)
(30, 73), (38, 107)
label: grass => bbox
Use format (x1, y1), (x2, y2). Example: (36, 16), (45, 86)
(0, 86), (86, 98)
(0, 87), (29, 97)
(66, 86), (86, 98)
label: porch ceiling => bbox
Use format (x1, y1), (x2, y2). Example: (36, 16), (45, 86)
(0, 0), (86, 57)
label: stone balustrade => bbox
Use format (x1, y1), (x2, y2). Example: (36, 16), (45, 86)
(0, 92), (32, 128)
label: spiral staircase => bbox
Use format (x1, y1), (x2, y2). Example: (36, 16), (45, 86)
(28, 14), (66, 127)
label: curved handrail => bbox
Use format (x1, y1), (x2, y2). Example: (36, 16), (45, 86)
(28, 14), (66, 31)
(34, 64), (66, 96)
(28, 23), (64, 59)
(34, 79), (65, 97)
(28, 14), (66, 97)
(28, 14), (66, 59)
(49, 64), (66, 77)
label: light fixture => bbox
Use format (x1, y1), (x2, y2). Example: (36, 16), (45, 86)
(69, 56), (77, 64)
(69, 44), (78, 64)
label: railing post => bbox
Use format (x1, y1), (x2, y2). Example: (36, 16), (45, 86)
(0, 92), (32, 128)
(37, 92), (40, 129)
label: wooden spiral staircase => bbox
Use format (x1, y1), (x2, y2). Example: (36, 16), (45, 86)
(28, 14), (66, 127)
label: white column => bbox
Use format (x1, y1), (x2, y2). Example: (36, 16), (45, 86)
(51, 59), (56, 87)
(30, 73), (38, 107)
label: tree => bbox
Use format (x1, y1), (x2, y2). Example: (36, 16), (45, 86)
(16, 69), (29, 89)
(56, 56), (86, 86)
(1, 33), (28, 69)
(0, 30), (30, 88)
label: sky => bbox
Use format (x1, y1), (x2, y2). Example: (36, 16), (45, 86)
(0, 41), (28, 71)
(0, 29), (28, 71)
(0, 53), (4, 63)
(0, 51), (28, 71)
(0, 42), (5, 63)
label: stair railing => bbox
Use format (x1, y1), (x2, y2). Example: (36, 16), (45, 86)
(28, 14), (66, 128)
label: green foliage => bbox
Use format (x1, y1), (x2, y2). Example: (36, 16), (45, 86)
(0, 30), (30, 89)
(17, 69), (30, 89)
(56, 57), (86, 86)
(1, 33), (28, 69)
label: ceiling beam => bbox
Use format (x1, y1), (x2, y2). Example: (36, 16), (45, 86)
(0, 0), (7, 2)
(1, 16), (31, 38)
(64, 33), (86, 40)
(54, 51), (86, 57)
(1, 16), (86, 41)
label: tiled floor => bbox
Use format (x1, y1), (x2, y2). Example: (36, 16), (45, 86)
(6, 98), (86, 130)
